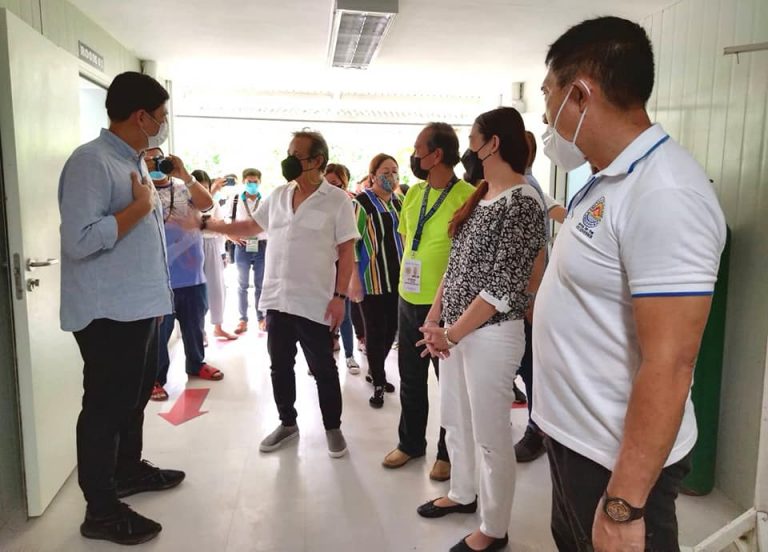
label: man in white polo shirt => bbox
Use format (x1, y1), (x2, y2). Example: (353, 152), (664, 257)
(533, 16), (726, 552)
(206, 130), (358, 458)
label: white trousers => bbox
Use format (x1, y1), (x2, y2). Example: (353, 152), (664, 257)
(440, 319), (524, 538)
(202, 238), (226, 325)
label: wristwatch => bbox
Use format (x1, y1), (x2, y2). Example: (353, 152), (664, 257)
(184, 176), (198, 189)
(333, 292), (348, 300)
(603, 494), (645, 522)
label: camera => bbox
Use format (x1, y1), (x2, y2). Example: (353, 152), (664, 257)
(225, 176), (236, 186)
(150, 155), (175, 175)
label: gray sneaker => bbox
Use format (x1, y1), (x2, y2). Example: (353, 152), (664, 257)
(259, 424), (299, 452)
(326, 429), (348, 458)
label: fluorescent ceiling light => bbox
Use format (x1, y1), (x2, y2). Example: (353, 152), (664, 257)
(329, 0), (398, 70)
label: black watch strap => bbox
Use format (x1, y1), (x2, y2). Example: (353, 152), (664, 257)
(603, 494), (645, 522)
(333, 292), (347, 300)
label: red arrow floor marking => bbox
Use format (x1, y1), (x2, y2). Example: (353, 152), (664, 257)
(159, 388), (210, 426)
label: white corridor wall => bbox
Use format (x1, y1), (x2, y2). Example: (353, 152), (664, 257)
(643, 0), (768, 510)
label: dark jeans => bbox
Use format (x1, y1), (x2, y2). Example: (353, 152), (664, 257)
(236, 242), (267, 322)
(397, 299), (449, 461)
(157, 283), (208, 386)
(545, 437), (691, 552)
(361, 292), (399, 386)
(73, 317), (159, 515)
(266, 310), (342, 430)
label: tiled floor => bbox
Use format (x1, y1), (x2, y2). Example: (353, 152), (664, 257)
(0, 280), (746, 551)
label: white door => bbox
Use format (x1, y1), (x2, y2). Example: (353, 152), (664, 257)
(0, 9), (82, 516)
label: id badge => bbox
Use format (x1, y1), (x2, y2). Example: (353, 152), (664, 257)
(245, 238), (260, 253)
(402, 258), (422, 293)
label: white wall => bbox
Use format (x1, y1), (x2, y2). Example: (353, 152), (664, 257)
(643, 0), (768, 510)
(0, 0), (139, 82)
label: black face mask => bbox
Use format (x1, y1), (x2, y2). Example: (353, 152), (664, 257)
(461, 148), (483, 184)
(410, 153), (430, 181)
(281, 155), (307, 182)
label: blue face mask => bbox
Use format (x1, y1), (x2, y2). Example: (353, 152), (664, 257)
(245, 181), (260, 195)
(149, 170), (165, 180)
(378, 174), (394, 193)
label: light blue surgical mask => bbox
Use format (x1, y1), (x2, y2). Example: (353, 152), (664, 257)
(149, 170), (165, 180)
(245, 181), (260, 195)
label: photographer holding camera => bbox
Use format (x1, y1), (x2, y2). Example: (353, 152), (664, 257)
(145, 148), (224, 402)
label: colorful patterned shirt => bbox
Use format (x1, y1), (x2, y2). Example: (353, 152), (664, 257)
(353, 189), (403, 295)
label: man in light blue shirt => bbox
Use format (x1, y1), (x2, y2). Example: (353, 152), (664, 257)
(59, 71), (184, 546)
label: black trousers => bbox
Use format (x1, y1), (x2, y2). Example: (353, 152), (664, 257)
(351, 301), (366, 339)
(73, 317), (159, 515)
(360, 292), (399, 387)
(545, 437), (691, 552)
(396, 299), (448, 461)
(517, 319), (538, 425)
(266, 310), (342, 430)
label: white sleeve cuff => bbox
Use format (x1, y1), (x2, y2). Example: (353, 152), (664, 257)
(479, 289), (511, 313)
(630, 280), (716, 297)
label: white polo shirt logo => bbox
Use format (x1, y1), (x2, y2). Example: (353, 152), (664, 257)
(576, 196), (605, 238)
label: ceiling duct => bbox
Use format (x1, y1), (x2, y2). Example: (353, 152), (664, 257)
(329, 0), (398, 70)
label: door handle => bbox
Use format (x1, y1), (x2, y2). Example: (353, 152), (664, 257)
(26, 258), (59, 271)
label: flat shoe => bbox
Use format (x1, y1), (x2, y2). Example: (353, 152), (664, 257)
(449, 533), (509, 551)
(416, 497), (477, 518)
(382, 448), (420, 469)
(429, 459), (451, 481)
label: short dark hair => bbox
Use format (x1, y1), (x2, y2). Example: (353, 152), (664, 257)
(242, 168), (262, 180)
(293, 129), (329, 170)
(106, 71), (169, 122)
(546, 16), (654, 109)
(425, 122), (460, 167)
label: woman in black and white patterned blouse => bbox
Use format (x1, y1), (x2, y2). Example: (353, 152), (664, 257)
(415, 108), (547, 552)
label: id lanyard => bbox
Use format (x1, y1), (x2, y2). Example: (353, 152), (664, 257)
(566, 134), (670, 216)
(411, 176), (457, 253)
(241, 192), (261, 221)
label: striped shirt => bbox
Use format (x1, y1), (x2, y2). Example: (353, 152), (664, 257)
(353, 189), (403, 295)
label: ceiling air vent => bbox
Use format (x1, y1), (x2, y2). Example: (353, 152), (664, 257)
(329, 0), (398, 70)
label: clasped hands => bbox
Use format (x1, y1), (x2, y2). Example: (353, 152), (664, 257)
(416, 320), (454, 360)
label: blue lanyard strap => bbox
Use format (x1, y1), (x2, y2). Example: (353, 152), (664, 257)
(411, 176), (457, 252)
(567, 134), (670, 216)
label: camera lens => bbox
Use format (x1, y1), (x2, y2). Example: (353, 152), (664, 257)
(157, 158), (175, 174)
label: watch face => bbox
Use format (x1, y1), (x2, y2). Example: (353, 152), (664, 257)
(605, 499), (632, 522)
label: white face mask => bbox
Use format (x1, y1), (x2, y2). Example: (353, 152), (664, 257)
(542, 82), (590, 171)
(141, 113), (169, 150)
